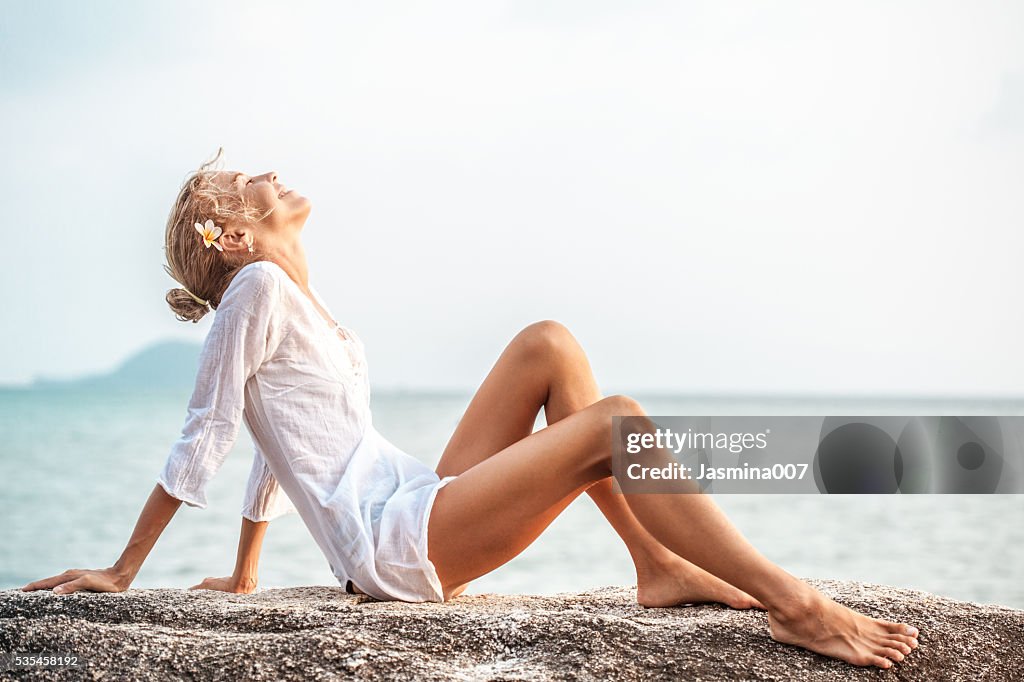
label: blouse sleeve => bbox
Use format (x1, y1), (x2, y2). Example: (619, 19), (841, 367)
(241, 444), (297, 522)
(157, 264), (282, 509)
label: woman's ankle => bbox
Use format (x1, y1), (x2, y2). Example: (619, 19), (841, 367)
(763, 580), (821, 621)
(632, 544), (682, 577)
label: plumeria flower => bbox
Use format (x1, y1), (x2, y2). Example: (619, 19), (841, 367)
(194, 219), (224, 251)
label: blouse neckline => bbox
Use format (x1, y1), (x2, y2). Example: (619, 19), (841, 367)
(269, 262), (354, 343)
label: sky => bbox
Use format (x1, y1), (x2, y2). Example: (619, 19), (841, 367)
(1, 1), (1022, 395)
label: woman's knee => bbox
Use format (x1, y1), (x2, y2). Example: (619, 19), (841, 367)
(596, 394), (645, 418)
(512, 320), (576, 359)
(569, 395), (646, 475)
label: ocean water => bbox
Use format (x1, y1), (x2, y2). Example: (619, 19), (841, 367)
(1, 388), (1022, 608)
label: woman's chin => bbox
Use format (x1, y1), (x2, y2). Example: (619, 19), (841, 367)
(292, 198), (312, 226)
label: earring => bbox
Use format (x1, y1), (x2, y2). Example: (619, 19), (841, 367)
(247, 240), (255, 254)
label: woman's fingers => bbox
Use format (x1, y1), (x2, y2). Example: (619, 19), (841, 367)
(52, 576), (95, 595)
(21, 570), (82, 592)
(188, 577), (250, 593)
(189, 577), (224, 590)
(24, 569), (124, 595)
(53, 571), (122, 595)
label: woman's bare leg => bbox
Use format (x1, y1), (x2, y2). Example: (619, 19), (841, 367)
(436, 321), (760, 608)
(428, 396), (919, 670)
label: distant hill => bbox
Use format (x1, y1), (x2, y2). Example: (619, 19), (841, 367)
(31, 340), (203, 391)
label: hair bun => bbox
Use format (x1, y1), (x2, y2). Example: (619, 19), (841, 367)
(166, 287), (211, 324)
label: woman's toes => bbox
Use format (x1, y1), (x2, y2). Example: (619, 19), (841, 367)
(733, 594), (763, 610)
(880, 647), (905, 663)
(889, 634), (917, 650)
(886, 640), (912, 655)
(869, 656), (893, 669)
(881, 619), (917, 636)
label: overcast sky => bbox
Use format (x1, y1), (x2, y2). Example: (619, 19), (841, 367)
(1, 1), (1022, 394)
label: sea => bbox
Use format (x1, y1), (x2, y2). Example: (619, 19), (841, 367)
(1, 388), (1022, 608)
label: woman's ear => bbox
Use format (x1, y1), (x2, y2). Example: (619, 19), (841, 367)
(219, 228), (253, 256)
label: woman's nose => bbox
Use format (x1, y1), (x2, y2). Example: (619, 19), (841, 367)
(260, 171), (278, 184)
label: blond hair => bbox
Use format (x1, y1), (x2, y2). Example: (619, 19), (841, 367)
(162, 149), (271, 323)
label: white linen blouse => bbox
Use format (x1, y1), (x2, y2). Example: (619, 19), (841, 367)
(157, 260), (457, 602)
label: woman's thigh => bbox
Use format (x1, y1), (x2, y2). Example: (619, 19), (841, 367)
(428, 397), (635, 593)
(435, 322), (560, 478)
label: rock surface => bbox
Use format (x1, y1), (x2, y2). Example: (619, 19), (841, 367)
(1, 580), (1021, 680)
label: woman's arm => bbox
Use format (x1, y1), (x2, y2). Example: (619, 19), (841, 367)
(24, 268), (283, 596)
(22, 484), (182, 594)
(190, 517), (269, 594)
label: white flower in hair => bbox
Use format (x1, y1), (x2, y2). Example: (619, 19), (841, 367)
(194, 219), (224, 251)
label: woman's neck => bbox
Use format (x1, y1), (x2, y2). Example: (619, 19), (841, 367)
(269, 241), (312, 293)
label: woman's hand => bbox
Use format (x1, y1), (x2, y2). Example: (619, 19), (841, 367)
(21, 485), (184, 597)
(189, 575), (258, 594)
(22, 567), (132, 595)
(187, 517), (268, 594)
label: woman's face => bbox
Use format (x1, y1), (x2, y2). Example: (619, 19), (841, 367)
(238, 170), (310, 228)
(214, 169), (312, 234)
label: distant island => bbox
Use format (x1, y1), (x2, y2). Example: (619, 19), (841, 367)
(26, 340), (203, 392)
(9, 341), (468, 396)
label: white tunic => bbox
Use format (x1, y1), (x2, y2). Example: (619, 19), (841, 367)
(157, 260), (457, 602)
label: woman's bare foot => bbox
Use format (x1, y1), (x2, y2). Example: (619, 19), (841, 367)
(637, 554), (765, 609)
(767, 584), (920, 669)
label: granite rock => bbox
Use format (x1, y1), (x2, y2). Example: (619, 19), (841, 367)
(1, 579), (1020, 680)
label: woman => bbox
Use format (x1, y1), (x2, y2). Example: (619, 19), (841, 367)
(23, 153), (919, 670)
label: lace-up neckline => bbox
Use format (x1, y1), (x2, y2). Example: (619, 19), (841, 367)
(308, 288), (352, 343)
(278, 271), (353, 344)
